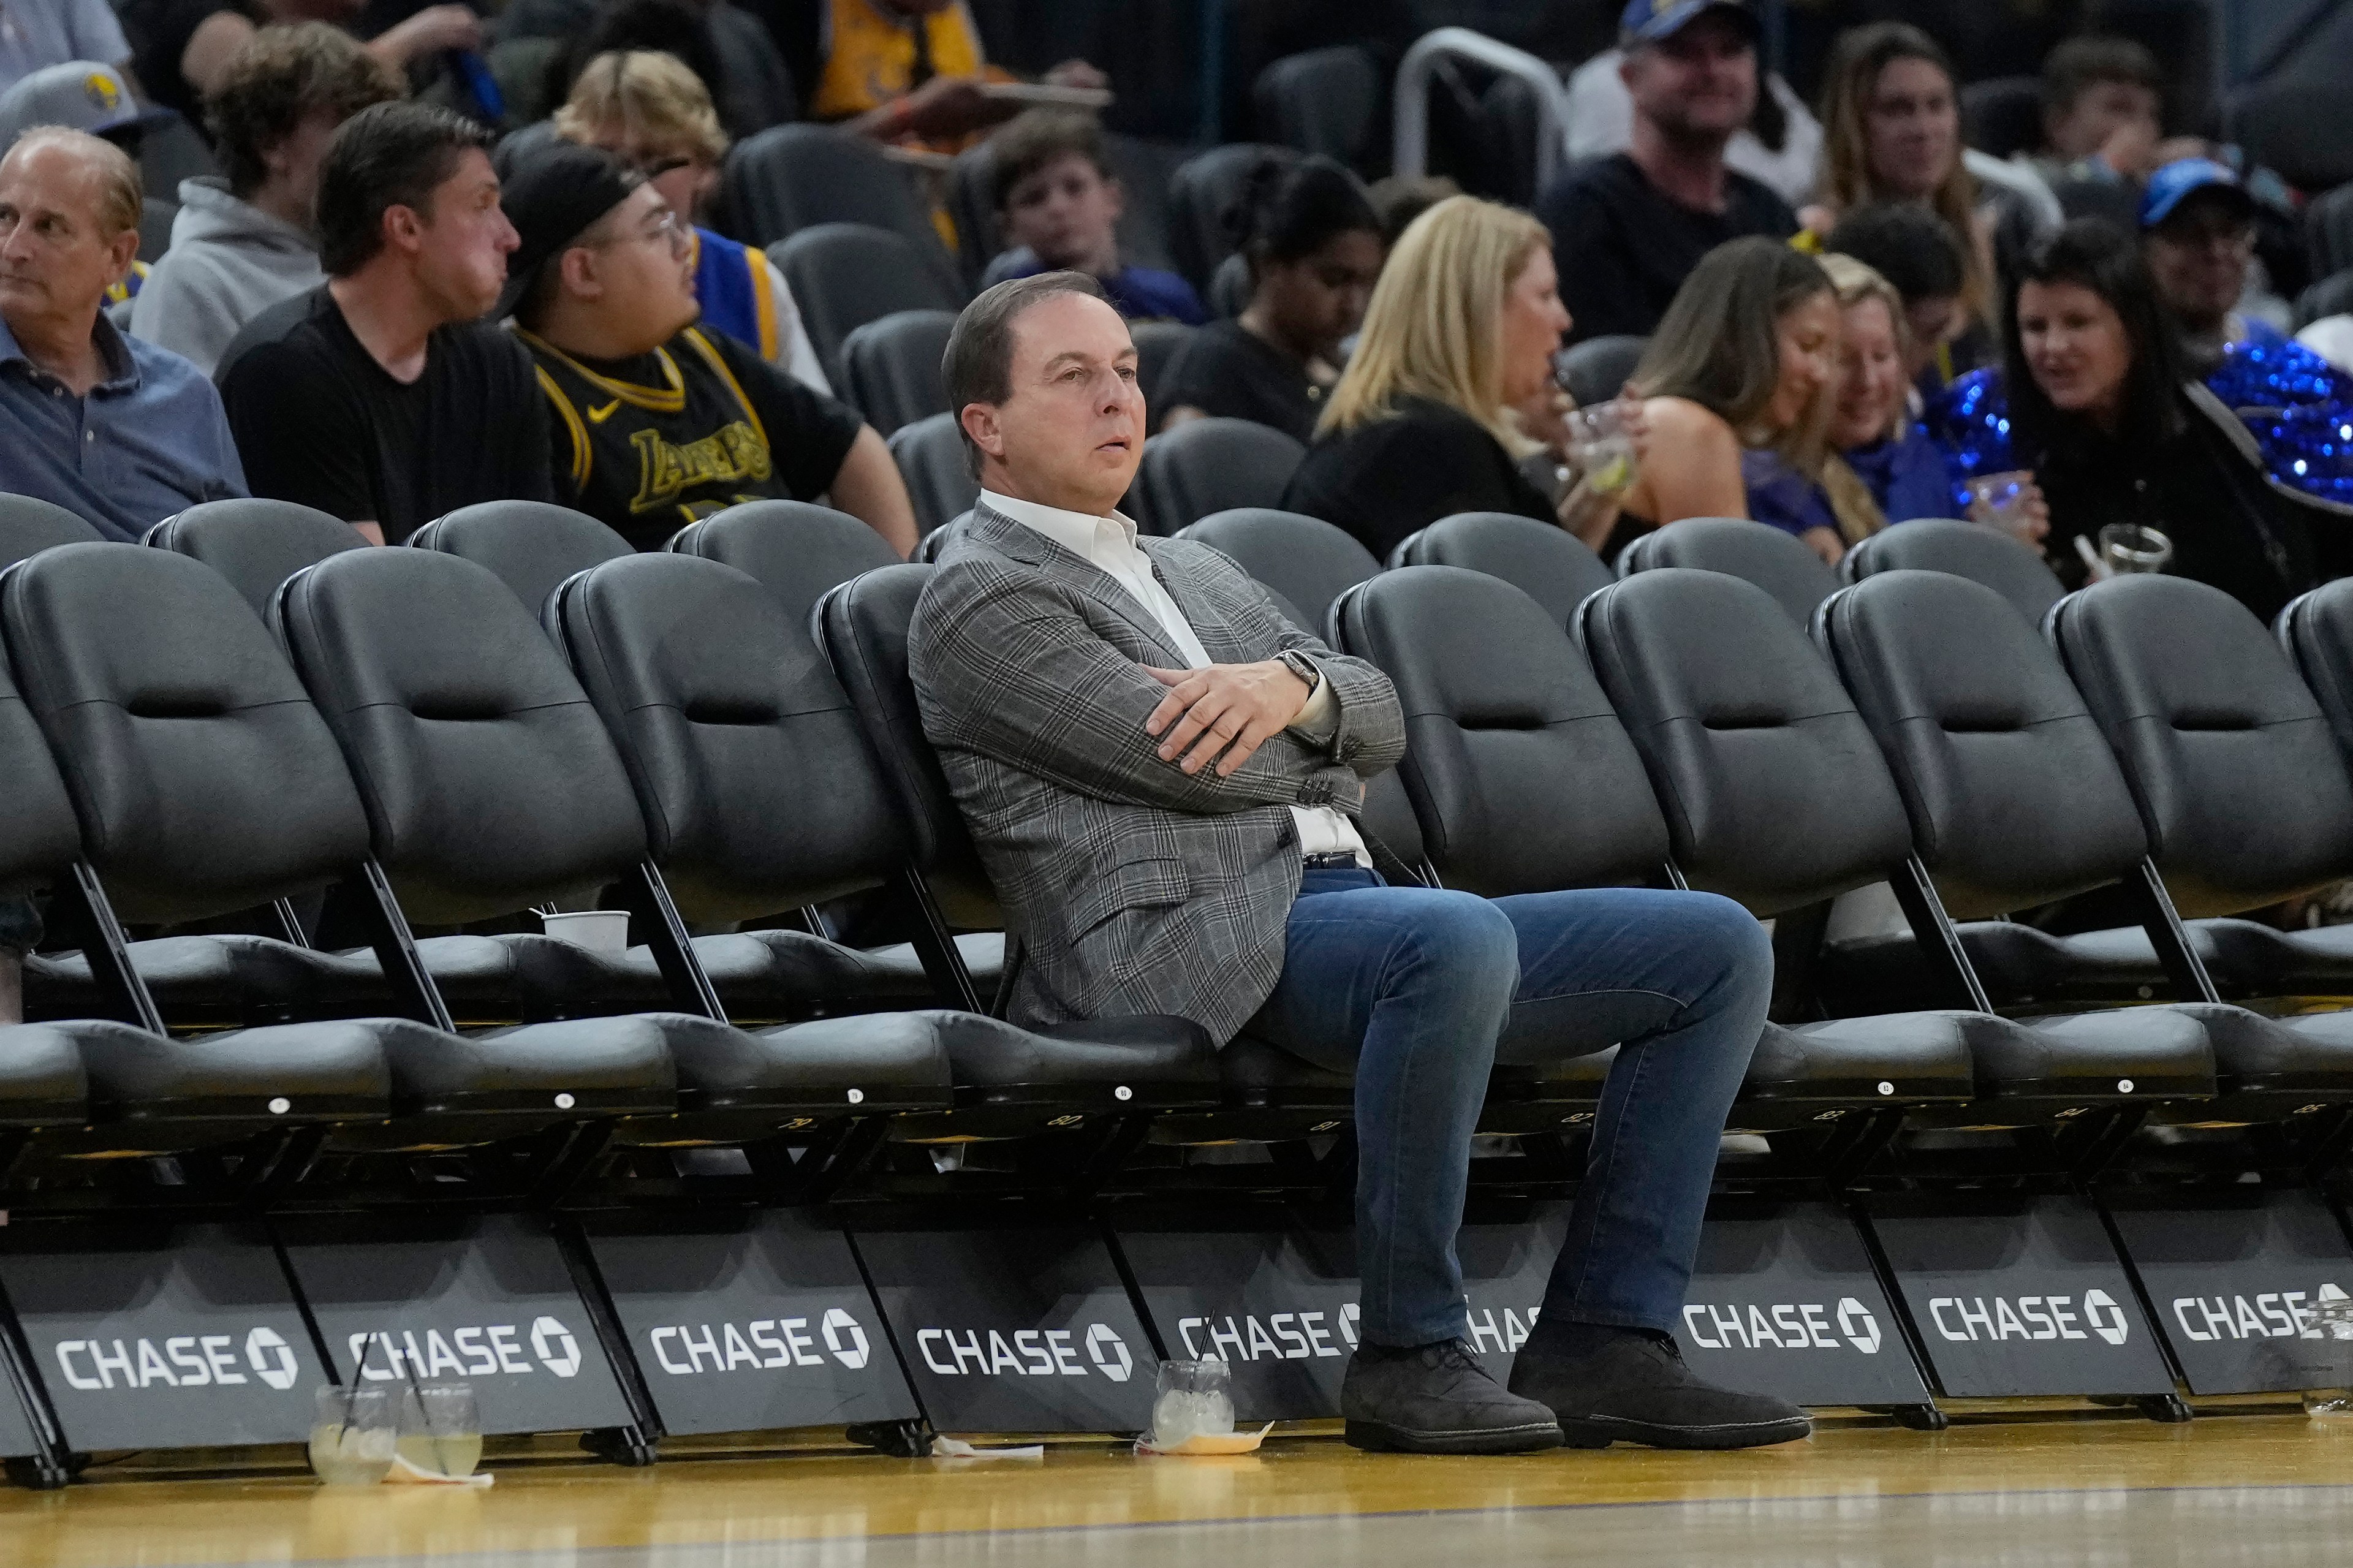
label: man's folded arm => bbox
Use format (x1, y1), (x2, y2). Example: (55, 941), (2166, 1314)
(915, 569), (1337, 814)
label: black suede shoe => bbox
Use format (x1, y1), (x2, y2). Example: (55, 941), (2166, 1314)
(1507, 1326), (1813, 1450)
(1342, 1339), (1565, 1455)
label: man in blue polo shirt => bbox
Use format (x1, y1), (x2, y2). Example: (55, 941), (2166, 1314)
(0, 126), (244, 540)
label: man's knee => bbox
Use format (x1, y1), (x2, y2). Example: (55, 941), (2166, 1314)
(1678, 892), (1774, 999)
(1387, 889), (1520, 997)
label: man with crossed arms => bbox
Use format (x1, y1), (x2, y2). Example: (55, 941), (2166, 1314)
(910, 271), (1807, 1455)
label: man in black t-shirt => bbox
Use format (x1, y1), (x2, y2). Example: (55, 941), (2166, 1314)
(495, 138), (915, 554)
(1536, 1), (1796, 345)
(216, 99), (553, 543)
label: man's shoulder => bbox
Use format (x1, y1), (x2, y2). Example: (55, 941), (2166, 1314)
(432, 316), (537, 380)
(1539, 151), (1640, 216)
(123, 332), (224, 409)
(212, 284), (335, 390)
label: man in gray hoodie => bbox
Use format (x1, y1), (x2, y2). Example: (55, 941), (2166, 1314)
(129, 21), (398, 374)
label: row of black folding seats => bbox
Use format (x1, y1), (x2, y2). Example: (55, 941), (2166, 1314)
(0, 513), (1241, 1191)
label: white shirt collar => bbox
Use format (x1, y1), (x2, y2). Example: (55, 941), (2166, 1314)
(981, 488), (1144, 564)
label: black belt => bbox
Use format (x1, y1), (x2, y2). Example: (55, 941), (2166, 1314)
(1301, 852), (1363, 870)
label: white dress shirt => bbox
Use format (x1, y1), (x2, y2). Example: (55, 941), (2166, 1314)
(982, 490), (1371, 866)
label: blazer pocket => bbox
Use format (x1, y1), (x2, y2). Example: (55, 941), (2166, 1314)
(1068, 855), (1192, 939)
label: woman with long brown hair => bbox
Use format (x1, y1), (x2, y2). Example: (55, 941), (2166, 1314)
(1803, 23), (2039, 382)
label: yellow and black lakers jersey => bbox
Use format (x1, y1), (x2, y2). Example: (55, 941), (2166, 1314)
(518, 324), (863, 551)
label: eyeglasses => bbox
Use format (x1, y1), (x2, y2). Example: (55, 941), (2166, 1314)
(586, 207), (690, 257)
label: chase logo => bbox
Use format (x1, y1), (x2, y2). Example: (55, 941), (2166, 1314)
(1928, 1290), (2129, 1346)
(83, 72), (121, 113)
(1682, 1298), (1884, 1354)
(347, 1318), (585, 1381)
(2170, 1282), (2351, 1343)
(647, 1309), (872, 1374)
(53, 1327), (301, 1392)
(915, 1322), (1134, 1381)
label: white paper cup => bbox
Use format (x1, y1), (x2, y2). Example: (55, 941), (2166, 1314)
(539, 910), (629, 958)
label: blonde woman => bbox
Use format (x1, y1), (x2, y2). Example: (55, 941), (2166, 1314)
(553, 50), (829, 391)
(1281, 195), (1595, 562)
(1602, 237), (1841, 562)
(1816, 254), (1960, 540)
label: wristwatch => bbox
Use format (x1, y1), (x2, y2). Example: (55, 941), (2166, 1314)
(1278, 650), (1322, 690)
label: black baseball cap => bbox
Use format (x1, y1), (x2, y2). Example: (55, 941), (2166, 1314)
(492, 137), (641, 319)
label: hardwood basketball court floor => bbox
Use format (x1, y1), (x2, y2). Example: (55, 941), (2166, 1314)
(7, 1411), (2351, 1567)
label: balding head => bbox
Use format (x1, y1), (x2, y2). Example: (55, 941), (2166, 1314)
(0, 126), (145, 346)
(2, 127), (139, 238)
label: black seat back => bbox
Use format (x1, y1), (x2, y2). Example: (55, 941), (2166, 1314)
(1555, 335), (1647, 408)
(0, 492), (101, 571)
(2056, 575), (2353, 918)
(1816, 571), (2146, 920)
(1175, 508), (1377, 632)
(1841, 518), (2065, 628)
(814, 564), (1000, 930)
(408, 501), (635, 619)
(145, 498), (364, 620)
(888, 412), (981, 541)
(668, 500), (901, 632)
(0, 615), (88, 898)
(771, 225), (963, 387)
(838, 308), (955, 435)
(1333, 567), (1667, 896)
(1577, 568), (1914, 916)
(1390, 512), (1614, 625)
(721, 124), (963, 294)
(1, 543), (368, 922)
(556, 554), (909, 922)
(1134, 420), (1308, 536)
(1253, 45), (1381, 165)
(1618, 517), (1840, 629)
(277, 550), (649, 925)
(1168, 143), (1299, 292)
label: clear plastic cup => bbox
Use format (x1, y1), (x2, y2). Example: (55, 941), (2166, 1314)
(396, 1381), (483, 1479)
(2099, 523), (2174, 575)
(1965, 470), (2034, 536)
(1150, 1358), (1235, 1447)
(1565, 403), (1638, 497)
(308, 1384), (397, 1485)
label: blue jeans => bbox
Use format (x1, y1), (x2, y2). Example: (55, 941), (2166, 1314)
(1246, 869), (1771, 1347)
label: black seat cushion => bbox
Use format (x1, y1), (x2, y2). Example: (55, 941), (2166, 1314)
(1175, 507), (1375, 627)
(677, 1009), (950, 1112)
(1745, 1014), (1977, 1104)
(145, 498), (363, 621)
(1136, 424), (1309, 537)
(816, 565), (1001, 930)
(30, 934), (368, 1026)
(1618, 517), (1840, 628)
(556, 553), (911, 923)
(2055, 575), (2353, 917)
(0, 1022), (89, 1122)
(407, 501), (634, 619)
(2, 543), (371, 923)
(279, 548), (651, 924)
(2164, 1002), (2353, 1093)
(69, 1016), (391, 1121)
(1982, 1009), (2216, 1100)
(1334, 566), (1667, 895)
(927, 1011), (1221, 1111)
(667, 500), (900, 631)
(1819, 571), (2148, 919)
(1577, 569), (1915, 916)
(1389, 512), (1615, 626)
(391, 1014), (675, 1113)
(1841, 518), (2064, 626)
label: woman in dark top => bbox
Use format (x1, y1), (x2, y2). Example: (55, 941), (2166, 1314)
(1156, 156), (1384, 441)
(1283, 195), (1582, 562)
(1927, 220), (2346, 621)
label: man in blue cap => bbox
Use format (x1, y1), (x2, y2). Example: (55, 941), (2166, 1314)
(2142, 157), (2352, 510)
(1536, 0), (1796, 346)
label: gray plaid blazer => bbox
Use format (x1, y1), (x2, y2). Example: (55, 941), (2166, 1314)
(909, 501), (1406, 1045)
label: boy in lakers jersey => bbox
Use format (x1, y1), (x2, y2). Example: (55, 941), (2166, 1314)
(494, 139), (918, 555)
